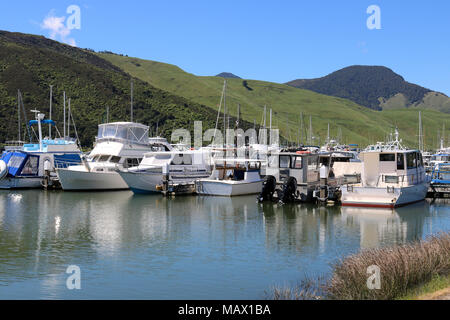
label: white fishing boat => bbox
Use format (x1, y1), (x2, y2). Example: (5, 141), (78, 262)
(118, 148), (211, 194)
(341, 130), (429, 208)
(195, 158), (263, 196)
(56, 122), (172, 190)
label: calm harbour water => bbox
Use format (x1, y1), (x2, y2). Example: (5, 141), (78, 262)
(0, 190), (449, 299)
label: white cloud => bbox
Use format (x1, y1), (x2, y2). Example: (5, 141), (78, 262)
(40, 10), (77, 47)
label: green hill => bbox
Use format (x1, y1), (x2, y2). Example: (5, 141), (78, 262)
(286, 65), (450, 112)
(98, 52), (450, 149)
(0, 31), (238, 148)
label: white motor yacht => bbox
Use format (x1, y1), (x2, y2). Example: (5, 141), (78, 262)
(195, 158), (263, 196)
(118, 148), (212, 194)
(56, 122), (172, 190)
(341, 133), (429, 208)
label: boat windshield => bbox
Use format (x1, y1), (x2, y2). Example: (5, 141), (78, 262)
(97, 123), (149, 144)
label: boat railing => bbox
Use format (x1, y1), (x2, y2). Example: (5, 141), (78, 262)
(95, 136), (150, 146)
(54, 159), (84, 169)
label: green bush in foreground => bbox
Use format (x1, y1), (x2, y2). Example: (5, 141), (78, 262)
(269, 232), (450, 300)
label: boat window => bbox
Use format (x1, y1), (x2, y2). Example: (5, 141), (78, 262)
(126, 158), (140, 167)
(397, 153), (405, 170)
(279, 155), (291, 168)
(268, 155), (278, 168)
(97, 126), (104, 138)
(99, 155), (110, 162)
(103, 124), (117, 138)
(380, 153), (395, 161)
(116, 126), (128, 140)
(155, 154), (172, 160)
(292, 156), (303, 169)
(128, 127), (147, 142)
(183, 154), (192, 165)
(171, 154), (193, 165)
(417, 153), (423, 167)
(7, 155), (25, 168)
(308, 156), (318, 170)
(406, 152), (417, 169)
(385, 175), (399, 183)
(110, 156), (121, 163)
(248, 161), (260, 170)
(21, 156), (39, 176)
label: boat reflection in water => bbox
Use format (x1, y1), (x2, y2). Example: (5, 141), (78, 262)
(0, 191), (447, 299)
(340, 201), (429, 249)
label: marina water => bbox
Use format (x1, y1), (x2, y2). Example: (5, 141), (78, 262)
(0, 190), (449, 299)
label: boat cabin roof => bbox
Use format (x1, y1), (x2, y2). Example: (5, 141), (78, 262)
(96, 122), (149, 145)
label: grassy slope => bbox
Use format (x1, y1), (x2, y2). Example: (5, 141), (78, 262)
(99, 53), (450, 149)
(0, 31), (234, 147)
(398, 274), (450, 300)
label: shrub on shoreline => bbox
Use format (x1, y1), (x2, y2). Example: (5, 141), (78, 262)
(269, 232), (450, 300)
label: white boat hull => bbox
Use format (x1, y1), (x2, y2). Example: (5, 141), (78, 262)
(341, 182), (429, 208)
(0, 177), (43, 189)
(118, 171), (162, 194)
(57, 168), (129, 191)
(196, 179), (263, 196)
(119, 170), (211, 194)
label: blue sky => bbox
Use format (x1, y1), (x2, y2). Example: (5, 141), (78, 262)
(1, 0), (449, 94)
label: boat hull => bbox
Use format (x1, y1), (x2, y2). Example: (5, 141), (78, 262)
(118, 171), (162, 194)
(119, 170), (211, 194)
(0, 177), (43, 189)
(341, 182), (429, 208)
(57, 168), (129, 191)
(196, 180), (263, 196)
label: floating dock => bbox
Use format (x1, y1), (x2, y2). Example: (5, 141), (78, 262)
(427, 183), (450, 198)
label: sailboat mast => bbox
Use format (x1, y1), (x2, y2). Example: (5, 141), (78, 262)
(327, 123), (330, 143)
(235, 103), (240, 129)
(130, 79), (134, 123)
(68, 98), (71, 138)
(63, 91), (66, 139)
(49, 85), (53, 138)
(300, 112), (303, 145)
(223, 80), (227, 136)
(17, 90), (21, 142)
(263, 105), (266, 128)
(269, 109), (272, 130)
(309, 116), (312, 145)
(418, 111), (423, 152)
(214, 80), (226, 143)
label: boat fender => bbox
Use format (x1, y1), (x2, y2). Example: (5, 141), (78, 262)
(0, 160), (8, 180)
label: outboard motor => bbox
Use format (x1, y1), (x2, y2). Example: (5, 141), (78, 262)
(278, 177), (298, 204)
(258, 175), (276, 202)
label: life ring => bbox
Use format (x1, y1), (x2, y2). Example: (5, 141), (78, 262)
(296, 150), (310, 154)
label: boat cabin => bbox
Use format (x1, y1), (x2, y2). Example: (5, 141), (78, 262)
(95, 122), (150, 146)
(0, 151), (81, 178)
(264, 151), (320, 184)
(210, 159), (261, 182)
(359, 150), (425, 187)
